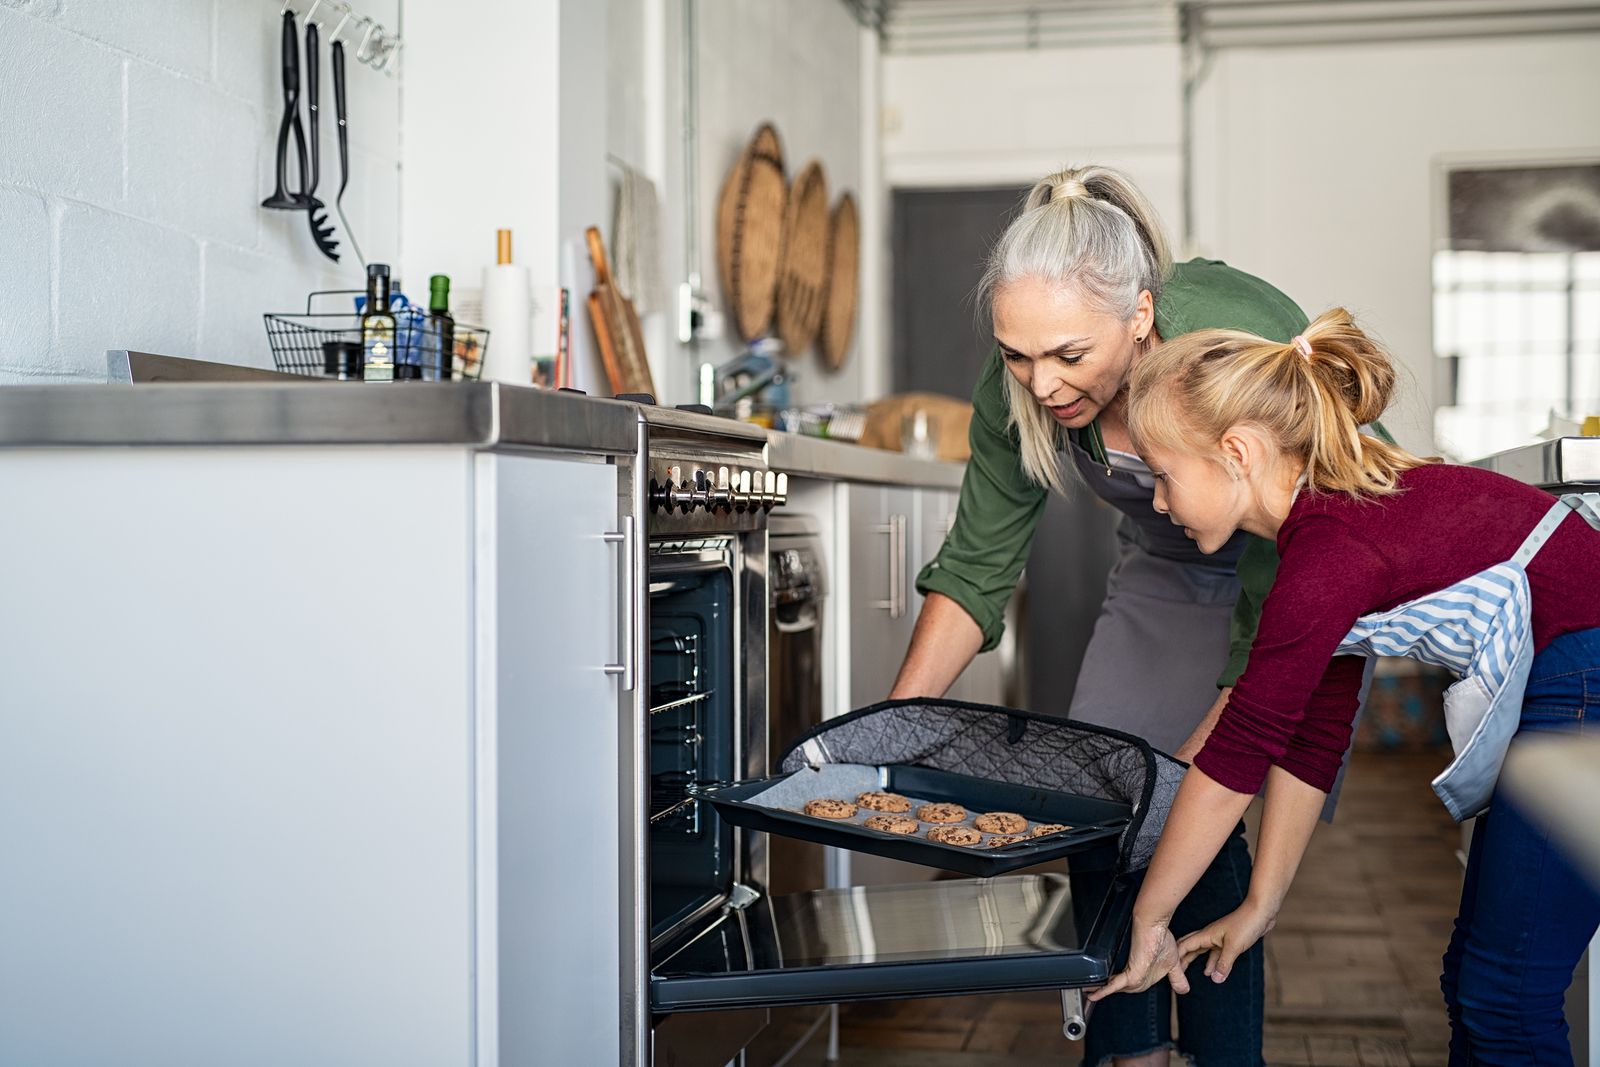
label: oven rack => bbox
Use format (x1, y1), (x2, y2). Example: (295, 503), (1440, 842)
(650, 691), (712, 717)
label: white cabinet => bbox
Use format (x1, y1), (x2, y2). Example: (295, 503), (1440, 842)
(479, 453), (623, 1067)
(0, 445), (626, 1067)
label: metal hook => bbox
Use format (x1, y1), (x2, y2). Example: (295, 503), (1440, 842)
(279, 0), (296, 15)
(328, 2), (355, 43)
(354, 16), (379, 64)
(373, 35), (401, 72)
(304, 0), (327, 26)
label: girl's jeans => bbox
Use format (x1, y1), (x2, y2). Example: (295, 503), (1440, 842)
(1443, 627), (1600, 1065)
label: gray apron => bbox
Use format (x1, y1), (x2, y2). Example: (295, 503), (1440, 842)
(1060, 438), (1366, 818)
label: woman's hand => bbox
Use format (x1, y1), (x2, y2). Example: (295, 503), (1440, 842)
(1176, 900), (1277, 985)
(1088, 916), (1189, 1001)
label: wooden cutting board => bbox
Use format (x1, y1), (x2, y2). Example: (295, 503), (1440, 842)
(586, 226), (654, 398)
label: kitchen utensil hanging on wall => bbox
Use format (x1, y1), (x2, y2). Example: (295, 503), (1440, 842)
(260, 10), (307, 212)
(775, 160), (829, 355)
(586, 226), (655, 398)
(818, 192), (859, 372)
(330, 37), (364, 267)
(302, 19), (339, 261)
(715, 123), (788, 343)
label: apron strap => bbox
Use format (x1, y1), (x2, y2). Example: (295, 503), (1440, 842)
(1513, 493), (1600, 567)
(1558, 492), (1600, 529)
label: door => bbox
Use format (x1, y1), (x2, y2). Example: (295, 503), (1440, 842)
(891, 186), (1030, 398)
(650, 871), (1136, 1013)
(480, 453), (624, 1067)
(846, 483), (917, 710)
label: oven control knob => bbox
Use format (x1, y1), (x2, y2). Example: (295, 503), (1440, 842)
(732, 468), (753, 512)
(710, 466), (733, 512)
(770, 471), (788, 510)
(648, 469), (673, 513)
(755, 470), (775, 510)
(689, 467), (712, 512)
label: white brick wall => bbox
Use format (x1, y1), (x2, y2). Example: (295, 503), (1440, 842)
(0, 0), (401, 383)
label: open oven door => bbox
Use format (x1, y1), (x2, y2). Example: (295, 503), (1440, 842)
(649, 867), (1138, 1013)
(653, 700), (1174, 1016)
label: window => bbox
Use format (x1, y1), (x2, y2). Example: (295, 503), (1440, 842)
(1432, 164), (1600, 461)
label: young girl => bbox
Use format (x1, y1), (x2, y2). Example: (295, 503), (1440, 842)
(1091, 308), (1600, 1063)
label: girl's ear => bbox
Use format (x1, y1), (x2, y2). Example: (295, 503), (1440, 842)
(1219, 425), (1265, 480)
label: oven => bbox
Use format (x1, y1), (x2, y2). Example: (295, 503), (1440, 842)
(627, 408), (1137, 1067)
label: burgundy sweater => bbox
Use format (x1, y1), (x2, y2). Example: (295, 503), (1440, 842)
(1194, 463), (1600, 795)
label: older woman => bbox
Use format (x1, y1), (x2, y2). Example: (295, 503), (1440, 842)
(890, 165), (1376, 1067)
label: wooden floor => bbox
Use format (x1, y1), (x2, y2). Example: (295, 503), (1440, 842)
(792, 749), (1460, 1067)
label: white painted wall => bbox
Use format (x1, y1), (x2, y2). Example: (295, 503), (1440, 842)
(882, 41), (1184, 224)
(882, 33), (1600, 454)
(401, 0), (611, 394)
(610, 0), (868, 408)
(0, 0), (402, 383)
(1190, 34), (1600, 452)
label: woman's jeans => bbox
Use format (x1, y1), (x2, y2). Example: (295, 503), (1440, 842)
(1072, 821), (1264, 1067)
(1442, 627), (1600, 1065)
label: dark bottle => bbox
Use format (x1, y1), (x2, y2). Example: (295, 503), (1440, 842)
(361, 263), (397, 383)
(426, 274), (455, 381)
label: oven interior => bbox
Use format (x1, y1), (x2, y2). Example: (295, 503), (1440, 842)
(649, 546), (737, 943)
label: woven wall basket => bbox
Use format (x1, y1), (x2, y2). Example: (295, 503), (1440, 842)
(715, 123), (788, 343)
(775, 160), (830, 355)
(818, 192), (859, 372)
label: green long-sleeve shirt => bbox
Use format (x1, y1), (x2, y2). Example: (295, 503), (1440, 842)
(915, 258), (1312, 688)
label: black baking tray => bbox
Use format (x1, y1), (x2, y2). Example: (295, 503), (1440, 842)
(691, 764), (1132, 877)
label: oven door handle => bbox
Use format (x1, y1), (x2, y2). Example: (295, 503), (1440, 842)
(603, 515), (637, 691)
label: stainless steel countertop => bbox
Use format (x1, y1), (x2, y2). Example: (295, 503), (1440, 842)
(0, 380), (641, 454)
(1471, 437), (1600, 489)
(768, 430), (965, 491)
(0, 352), (968, 489)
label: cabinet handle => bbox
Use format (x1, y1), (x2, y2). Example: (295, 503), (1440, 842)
(603, 516), (636, 691)
(894, 513), (909, 619)
(873, 519), (895, 616)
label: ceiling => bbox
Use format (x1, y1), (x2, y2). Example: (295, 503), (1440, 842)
(841, 0), (1600, 54)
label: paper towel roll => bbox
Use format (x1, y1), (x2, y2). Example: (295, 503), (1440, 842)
(480, 262), (532, 384)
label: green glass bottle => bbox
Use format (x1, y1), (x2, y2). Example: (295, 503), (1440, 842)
(427, 274), (455, 381)
(361, 263), (396, 383)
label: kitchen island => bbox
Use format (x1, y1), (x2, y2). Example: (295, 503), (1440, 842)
(0, 372), (991, 1067)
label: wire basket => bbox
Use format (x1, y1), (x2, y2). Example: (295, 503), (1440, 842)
(263, 290), (489, 381)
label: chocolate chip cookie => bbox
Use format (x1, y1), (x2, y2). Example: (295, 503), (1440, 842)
(802, 798), (858, 819)
(863, 814), (919, 835)
(1029, 823), (1071, 838)
(856, 791), (913, 813)
(927, 825), (982, 847)
(984, 834), (1025, 848)
(974, 811), (1027, 835)
(916, 802), (968, 824)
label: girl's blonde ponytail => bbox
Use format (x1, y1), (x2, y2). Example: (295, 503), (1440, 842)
(1128, 308), (1429, 499)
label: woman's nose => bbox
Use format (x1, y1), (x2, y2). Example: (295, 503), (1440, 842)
(1031, 365), (1060, 402)
(1152, 486), (1169, 514)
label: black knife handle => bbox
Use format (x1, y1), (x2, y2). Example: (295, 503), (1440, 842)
(304, 20), (320, 194)
(333, 40), (349, 197)
(280, 10), (299, 99)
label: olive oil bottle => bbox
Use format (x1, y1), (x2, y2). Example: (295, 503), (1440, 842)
(361, 263), (396, 383)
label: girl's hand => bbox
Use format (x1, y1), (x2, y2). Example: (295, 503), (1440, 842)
(1176, 901), (1277, 985)
(1088, 916), (1189, 1001)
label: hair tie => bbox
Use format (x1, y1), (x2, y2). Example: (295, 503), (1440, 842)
(1292, 335), (1313, 361)
(1051, 179), (1089, 203)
